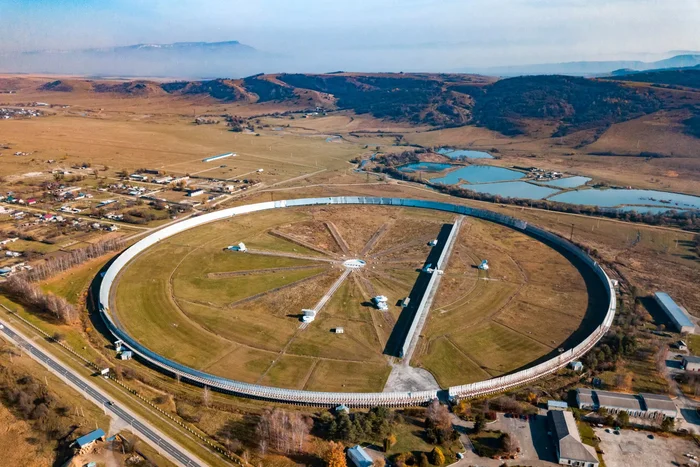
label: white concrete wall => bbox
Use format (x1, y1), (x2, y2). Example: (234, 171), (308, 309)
(99, 197), (616, 406)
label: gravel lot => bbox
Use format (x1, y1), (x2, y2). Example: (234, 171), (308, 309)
(596, 427), (700, 467)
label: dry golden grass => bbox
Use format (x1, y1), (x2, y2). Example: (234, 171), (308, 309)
(1, 75), (697, 399)
(0, 404), (52, 467)
(113, 202), (595, 390)
(0, 116), (361, 182)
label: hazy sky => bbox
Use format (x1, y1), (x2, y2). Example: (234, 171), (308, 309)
(1, 0), (699, 70)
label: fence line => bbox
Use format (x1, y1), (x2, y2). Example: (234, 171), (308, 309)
(98, 197), (616, 406)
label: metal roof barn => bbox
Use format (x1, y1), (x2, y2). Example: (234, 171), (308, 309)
(654, 292), (694, 333)
(74, 428), (105, 448)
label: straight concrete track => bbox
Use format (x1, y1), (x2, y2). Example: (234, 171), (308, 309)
(299, 268), (352, 329)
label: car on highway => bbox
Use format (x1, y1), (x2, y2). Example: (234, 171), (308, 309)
(0, 324), (4, 329)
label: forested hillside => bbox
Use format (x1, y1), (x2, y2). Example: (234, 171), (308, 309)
(37, 72), (700, 139)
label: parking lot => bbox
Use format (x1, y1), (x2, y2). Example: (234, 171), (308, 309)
(595, 427), (700, 467)
(488, 413), (558, 463)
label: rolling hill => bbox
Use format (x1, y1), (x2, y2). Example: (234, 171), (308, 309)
(33, 72), (700, 140)
(604, 66), (700, 90)
(463, 54), (700, 77)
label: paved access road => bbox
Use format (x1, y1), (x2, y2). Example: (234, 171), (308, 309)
(0, 320), (206, 467)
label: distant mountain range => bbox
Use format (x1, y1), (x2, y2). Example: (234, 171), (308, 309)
(2, 40), (700, 81)
(463, 54), (700, 77)
(0, 41), (261, 78)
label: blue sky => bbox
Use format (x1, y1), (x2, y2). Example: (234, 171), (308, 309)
(1, 0), (699, 68)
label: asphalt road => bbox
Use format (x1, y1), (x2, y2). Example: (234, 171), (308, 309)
(0, 319), (205, 467)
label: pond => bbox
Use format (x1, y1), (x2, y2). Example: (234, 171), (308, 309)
(398, 162), (454, 173)
(430, 165), (524, 185)
(437, 148), (494, 159)
(461, 181), (561, 200)
(540, 176), (592, 189)
(549, 188), (700, 211)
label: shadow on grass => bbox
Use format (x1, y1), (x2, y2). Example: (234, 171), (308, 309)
(383, 223), (454, 358)
(497, 229), (613, 375)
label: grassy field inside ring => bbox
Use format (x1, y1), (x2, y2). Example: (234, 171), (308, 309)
(113, 205), (592, 392)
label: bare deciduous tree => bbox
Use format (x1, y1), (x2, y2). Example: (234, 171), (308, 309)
(426, 400), (452, 431)
(202, 385), (211, 408)
(25, 238), (126, 282)
(2, 275), (78, 323)
(256, 408), (311, 455)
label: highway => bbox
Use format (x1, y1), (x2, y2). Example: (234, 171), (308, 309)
(0, 319), (207, 467)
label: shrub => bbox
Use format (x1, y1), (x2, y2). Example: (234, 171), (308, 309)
(431, 446), (445, 466)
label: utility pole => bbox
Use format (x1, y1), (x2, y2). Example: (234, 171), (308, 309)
(570, 223), (575, 241)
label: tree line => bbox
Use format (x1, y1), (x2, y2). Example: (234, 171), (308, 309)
(256, 408), (312, 456)
(1, 275), (78, 324)
(24, 237), (125, 282)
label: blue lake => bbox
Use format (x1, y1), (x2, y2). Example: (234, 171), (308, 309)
(430, 165), (524, 185)
(549, 188), (700, 211)
(540, 176), (592, 189)
(437, 148), (494, 159)
(461, 181), (560, 200)
(398, 162), (453, 173)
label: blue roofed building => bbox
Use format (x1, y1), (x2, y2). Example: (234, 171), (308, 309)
(654, 292), (694, 334)
(347, 445), (373, 467)
(73, 428), (105, 453)
(547, 400), (569, 411)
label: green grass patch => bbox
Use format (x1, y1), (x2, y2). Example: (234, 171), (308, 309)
(248, 232), (326, 257)
(41, 254), (110, 304)
(173, 263), (326, 307)
(7, 239), (59, 254)
(303, 359), (390, 392)
(425, 281), (520, 337)
(176, 300), (297, 352)
(200, 346), (276, 383)
(470, 430), (506, 458)
(417, 337), (491, 387)
(687, 334), (700, 354)
(450, 321), (551, 376)
(626, 357), (669, 394)
(114, 244), (233, 369)
(386, 416), (435, 455)
(259, 355), (316, 389)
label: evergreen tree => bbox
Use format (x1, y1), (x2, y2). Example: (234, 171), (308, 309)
(338, 413), (353, 441)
